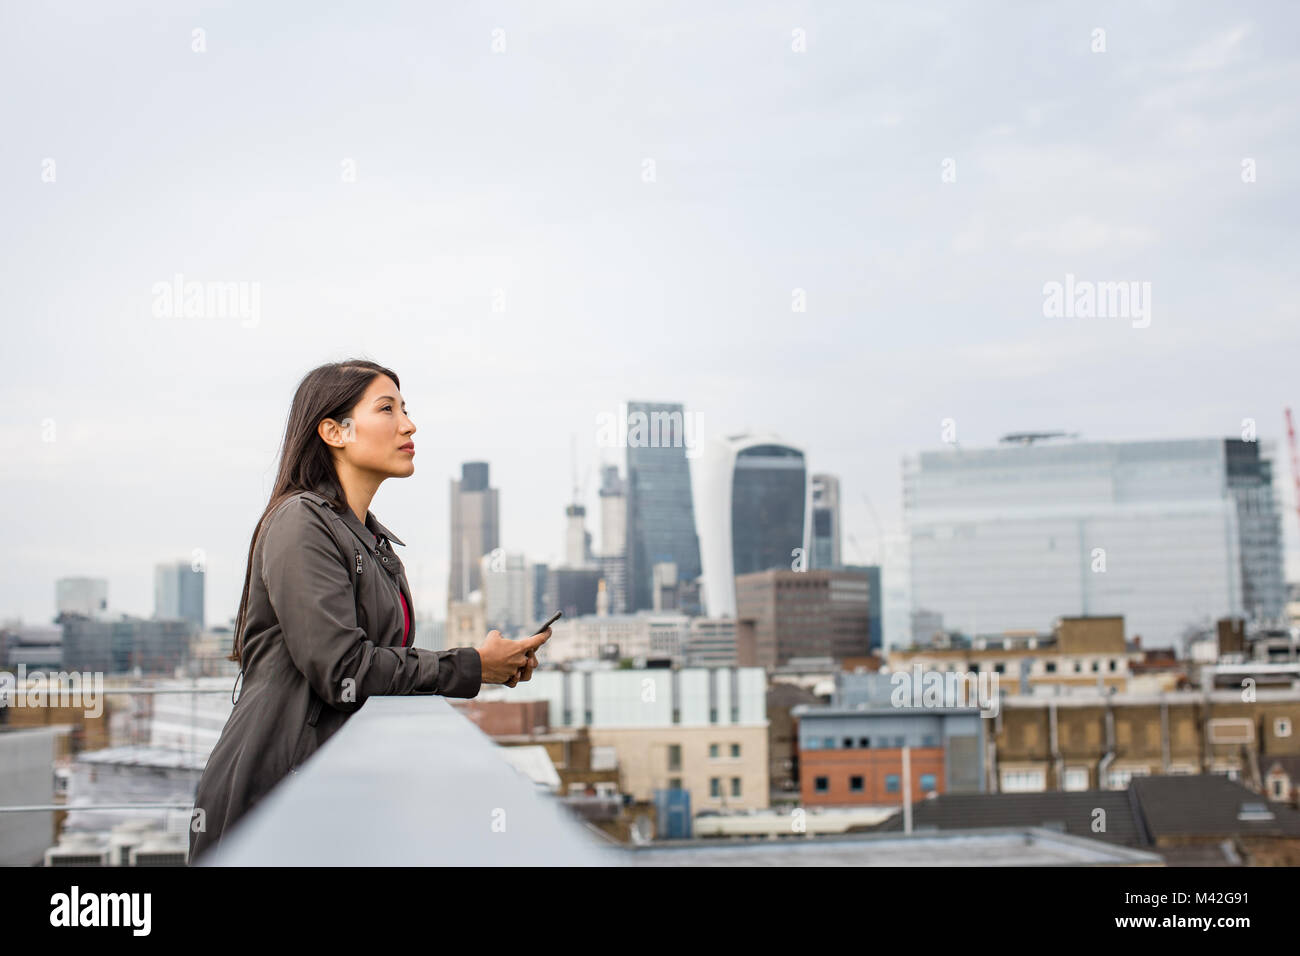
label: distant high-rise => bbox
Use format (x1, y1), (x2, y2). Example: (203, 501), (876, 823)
(904, 436), (1285, 648)
(56, 577), (108, 619)
(565, 503), (592, 567)
(1225, 439), (1286, 621)
(810, 474), (842, 569)
(624, 402), (702, 612)
(154, 560), (205, 632)
(598, 465), (629, 614)
(696, 434), (809, 618)
(449, 462), (500, 603)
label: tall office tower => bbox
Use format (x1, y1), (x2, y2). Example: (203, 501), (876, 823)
(55, 578), (108, 619)
(904, 436), (1283, 649)
(480, 550), (534, 637)
(449, 462), (500, 603)
(810, 474), (842, 569)
(598, 465), (629, 614)
(696, 433), (809, 619)
(154, 560), (205, 632)
(624, 401), (702, 613)
(1225, 439), (1286, 623)
(565, 503), (593, 567)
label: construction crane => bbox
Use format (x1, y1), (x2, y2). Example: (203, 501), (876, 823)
(1285, 408), (1300, 532)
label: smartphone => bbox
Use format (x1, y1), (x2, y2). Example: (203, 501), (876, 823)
(537, 610), (562, 633)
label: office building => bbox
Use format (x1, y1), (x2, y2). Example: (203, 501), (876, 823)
(154, 560), (205, 632)
(696, 434), (809, 619)
(905, 437), (1284, 649)
(734, 568), (872, 668)
(624, 401), (702, 613)
(449, 461), (500, 604)
(810, 474), (842, 569)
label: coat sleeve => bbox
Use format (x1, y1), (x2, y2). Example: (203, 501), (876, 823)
(259, 497), (482, 709)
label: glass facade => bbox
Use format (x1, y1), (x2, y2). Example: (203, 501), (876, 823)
(625, 402), (702, 612)
(904, 438), (1279, 648)
(731, 444), (807, 576)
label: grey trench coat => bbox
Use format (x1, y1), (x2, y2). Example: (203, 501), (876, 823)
(188, 480), (481, 863)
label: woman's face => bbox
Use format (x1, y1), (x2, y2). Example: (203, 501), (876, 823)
(325, 374), (417, 478)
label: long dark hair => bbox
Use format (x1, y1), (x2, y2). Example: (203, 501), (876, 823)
(227, 359), (400, 665)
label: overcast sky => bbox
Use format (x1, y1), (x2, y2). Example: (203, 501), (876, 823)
(2, 1), (1298, 628)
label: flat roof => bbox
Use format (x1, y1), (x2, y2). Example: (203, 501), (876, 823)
(626, 827), (1163, 866)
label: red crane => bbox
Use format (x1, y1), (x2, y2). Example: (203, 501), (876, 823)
(1286, 408), (1300, 532)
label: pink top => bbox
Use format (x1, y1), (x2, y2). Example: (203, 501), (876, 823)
(399, 590), (410, 646)
(372, 527), (411, 646)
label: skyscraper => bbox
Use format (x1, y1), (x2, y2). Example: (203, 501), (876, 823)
(1225, 439), (1287, 621)
(154, 560), (205, 632)
(624, 401), (702, 613)
(598, 464), (628, 615)
(810, 474), (842, 569)
(696, 433), (809, 619)
(449, 461), (500, 603)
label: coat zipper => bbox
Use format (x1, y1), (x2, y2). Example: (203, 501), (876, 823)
(357, 544), (406, 645)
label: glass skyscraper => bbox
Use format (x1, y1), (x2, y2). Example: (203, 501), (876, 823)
(904, 437), (1285, 649)
(697, 434), (809, 619)
(624, 401), (702, 613)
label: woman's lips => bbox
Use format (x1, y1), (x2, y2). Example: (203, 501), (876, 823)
(399, 443), (415, 454)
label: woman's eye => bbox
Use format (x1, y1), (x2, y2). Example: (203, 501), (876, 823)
(382, 405), (392, 412)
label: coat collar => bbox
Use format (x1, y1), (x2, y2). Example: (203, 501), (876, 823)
(307, 477), (406, 548)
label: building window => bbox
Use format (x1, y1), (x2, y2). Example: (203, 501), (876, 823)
(885, 774), (900, 793)
(710, 777), (720, 797)
(709, 743), (719, 759)
(1090, 661), (1100, 672)
(843, 737), (854, 748)
(815, 776), (829, 793)
(1106, 767), (1149, 789)
(919, 774), (936, 792)
(859, 737), (870, 748)
(668, 777), (682, 790)
(1001, 769), (1046, 792)
(730, 777), (741, 797)
(921, 735), (938, 748)
(730, 743), (740, 758)
(823, 737), (835, 749)
(1108, 659), (1117, 672)
(668, 744), (681, 772)
(1271, 778), (1285, 799)
(1063, 768), (1089, 791)
(1276, 717), (1293, 738)
(994, 664), (1004, 674)
(1045, 662), (1056, 674)
(849, 775), (864, 792)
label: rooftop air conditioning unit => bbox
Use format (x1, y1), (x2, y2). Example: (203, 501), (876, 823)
(45, 833), (110, 867)
(129, 836), (189, 866)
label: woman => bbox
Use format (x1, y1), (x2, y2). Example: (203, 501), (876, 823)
(188, 359), (549, 864)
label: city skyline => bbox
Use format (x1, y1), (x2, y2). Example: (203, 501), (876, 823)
(3, 2), (1299, 629)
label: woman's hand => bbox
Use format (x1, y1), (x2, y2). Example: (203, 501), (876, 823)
(477, 627), (551, 685)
